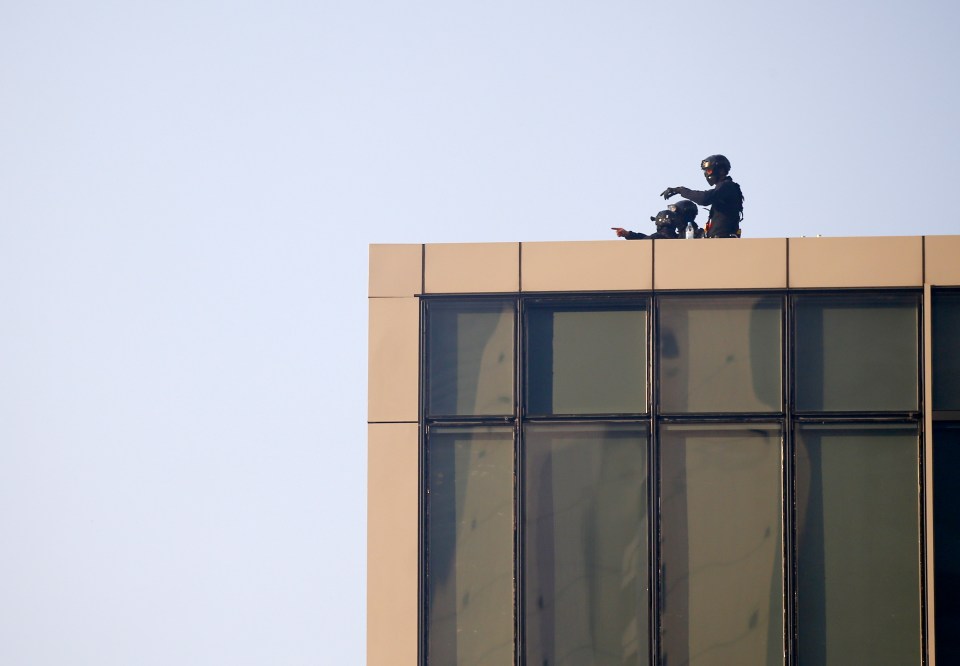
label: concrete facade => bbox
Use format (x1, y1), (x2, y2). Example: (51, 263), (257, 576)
(368, 236), (960, 665)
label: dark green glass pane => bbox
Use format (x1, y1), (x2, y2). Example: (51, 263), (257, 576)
(935, 423), (960, 664)
(427, 301), (514, 416)
(527, 306), (646, 415)
(659, 296), (781, 413)
(659, 424), (784, 666)
(524, 424), (649, 666)
(796, 424), (921, 666)
(933, 291), (960, 411)
(427, 427), (514, 664)
(795, 295), (918, 412)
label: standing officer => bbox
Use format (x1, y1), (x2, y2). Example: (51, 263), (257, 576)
(661, 155), (743, 238)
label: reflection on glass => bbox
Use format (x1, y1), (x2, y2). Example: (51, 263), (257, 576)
(933, 291), (960, 411)
(427, 301), (514, 416)
(427, 427), (514, 665)
(659, 296), (781, 413)
(935, 424), (960, 664)
(795, 295), (918, 412)
(659, 424), (783, 666)
(527, 306), (647, 415)
(796, 424), (921, 666)
(524, 424), (649, 666)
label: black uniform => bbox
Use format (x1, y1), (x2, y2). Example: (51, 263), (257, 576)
(675, 176), (743, 238)
(623, 228), (678, 240)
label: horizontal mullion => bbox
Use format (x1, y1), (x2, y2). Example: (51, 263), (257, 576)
(522, 412), (650, 421)
(656, 412), (784, 423)
(424, 416), (516, 427)
(791, 413), (921, 423)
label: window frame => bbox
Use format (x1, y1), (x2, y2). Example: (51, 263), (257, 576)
(522, 294), (652, 419)
(932, 287), (960, 417)
(790, 290), (923, 417)
(418, 288), (928, 666)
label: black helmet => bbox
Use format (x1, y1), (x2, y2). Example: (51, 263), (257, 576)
(668, 199), (699, 224)
(650, 209), (681, 233)
(701, 154), (731, 185)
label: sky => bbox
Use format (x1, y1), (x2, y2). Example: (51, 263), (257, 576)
(1, 0), (958, 663)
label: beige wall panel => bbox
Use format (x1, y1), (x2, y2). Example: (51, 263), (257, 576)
(521, 240), (653, 291)
(424, 243), (520, 293)
(369, 244), (422, 297)
(789, 236), (922, 288)
(655, 238), (787, 290)
(367, 423), (419, 666)
(368, 297), (419, 422)
(925, 235), (960, 286)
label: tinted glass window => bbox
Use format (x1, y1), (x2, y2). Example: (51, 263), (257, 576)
(524, 423), (649, 666)
(795, 424), (921, 666)
(933, 291), (960, 411)
(934, 423), (960, 664)
(659, 424), (784, 666)
(527, 305), (646, 415)
(419, 290), (927, 665)
(426, 426), (514, 664)
(794, 294), (919, 412)
(659, 295), (781, 413)
(427, 301), (514, 416)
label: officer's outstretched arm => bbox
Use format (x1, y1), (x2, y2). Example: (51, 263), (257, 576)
(675, 186), (714, 206)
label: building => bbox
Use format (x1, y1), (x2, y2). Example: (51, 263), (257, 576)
(368, 236), (960, 665)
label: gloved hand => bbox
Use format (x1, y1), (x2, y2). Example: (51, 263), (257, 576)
(661, 187), (678, 199)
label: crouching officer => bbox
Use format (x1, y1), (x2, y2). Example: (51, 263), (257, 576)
(612, 199), (701, 239)
(661, 154), (743, 238)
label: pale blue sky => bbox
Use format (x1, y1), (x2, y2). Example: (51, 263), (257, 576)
(1, 1), (958, 663)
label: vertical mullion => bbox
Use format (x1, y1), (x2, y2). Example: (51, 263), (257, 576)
(922, 285), (933, 665)
(650, 293), (661, 666)
(784, 293), (797, 666)
(517, 250), (523, 665)
(515, 295), (524, 666)
(418, 298), (428, 666)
